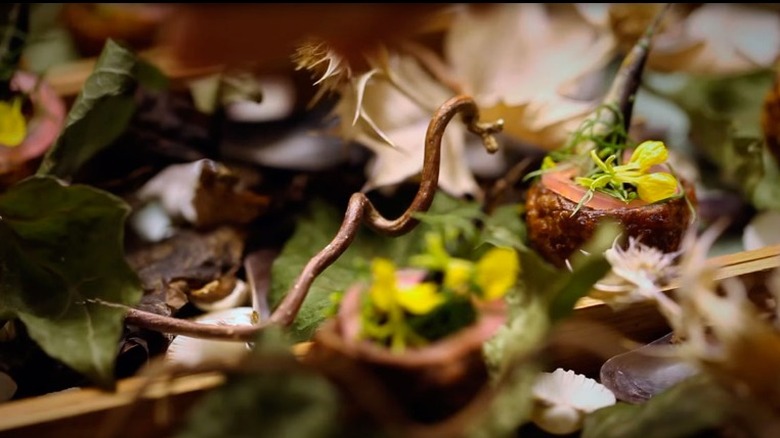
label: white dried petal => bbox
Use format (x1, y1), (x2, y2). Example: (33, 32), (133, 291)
(165, 307), (257, 368)
(532, 368), (616, 435)
(191, 279), (250, 312)
(136, 160), (206, 224)
(533, 404), (582, 435)
(742, 210), (780, 251)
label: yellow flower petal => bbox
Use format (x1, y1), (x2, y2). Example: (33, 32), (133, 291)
(475, 247), (520, 301)
(369, 258), (398, 312)
(0, 98), (27, 147)
(396, 282), (443, 314)
(443, 258), (473, 291)
(629, 141), (668, 172)
(635, 172), (678, 203)
(541, 156), (557, 170)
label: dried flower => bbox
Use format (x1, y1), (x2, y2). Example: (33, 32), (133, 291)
(591, 236), (680, 309)
(293, 39), (352, 106)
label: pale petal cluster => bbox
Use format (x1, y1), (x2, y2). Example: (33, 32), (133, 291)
(531, 368), (616, 435)
(591, 236), (680, 308)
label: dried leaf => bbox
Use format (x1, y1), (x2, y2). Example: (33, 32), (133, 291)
(127, 226), (245, 311)
(647, 4), (780, 75)
(135, 159), (269, 229)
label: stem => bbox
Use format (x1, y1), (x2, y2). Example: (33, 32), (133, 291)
(574, 3), (671, 155)
(124, 95), (503, 340)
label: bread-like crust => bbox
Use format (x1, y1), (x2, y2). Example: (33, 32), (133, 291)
(524, 180), (697, 268)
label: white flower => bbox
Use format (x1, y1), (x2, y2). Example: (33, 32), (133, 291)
(531, 368), (616, 435)
(591, 236), (681, 308)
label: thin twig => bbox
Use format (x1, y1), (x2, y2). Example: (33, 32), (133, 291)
(122, 95), (503, 340)
(483, 156), (534, 215)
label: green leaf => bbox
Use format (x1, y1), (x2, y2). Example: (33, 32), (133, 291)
(752, 148), (780, 211)
(516, 222), (617, 322)
(469, 291), (550, 438)
(547, 221), (618, 321)
(467, 219), (614, 438)
(412, 193), (485, 246)
(652, 70), (776, 207)
(134, 58), (169, 91)
(36, 39), (165, 179)
(0, 176), (142, 388)
(478, 203), (528, 251)
(582, 374), (734, 438)
(269, 198), (430, 342)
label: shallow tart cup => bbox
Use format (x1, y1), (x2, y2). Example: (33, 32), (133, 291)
(0, 71), (66, 188)
(305, 270), (507, 424)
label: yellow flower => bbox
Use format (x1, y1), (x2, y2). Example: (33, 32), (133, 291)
(633, 172), (678, 203)
(395, 283), (442, 315)
(627, 140), (668, 172)
(443, 258), (474, 292)
(0, 97), (27, 147)
(369, 258), (397, 312)
(475, 247), (520, 301)
(368, 258), (444, 315)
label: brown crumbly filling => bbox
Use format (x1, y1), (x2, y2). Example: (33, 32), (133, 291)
(524, 179), (697, 268)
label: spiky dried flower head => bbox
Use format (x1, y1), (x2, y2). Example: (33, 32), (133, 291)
(293, 39), (352, 106)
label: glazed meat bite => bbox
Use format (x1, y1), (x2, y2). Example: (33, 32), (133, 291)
(525, 171), (696, 268)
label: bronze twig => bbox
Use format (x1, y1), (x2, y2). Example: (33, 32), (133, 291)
(123, 95), (502, 340)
